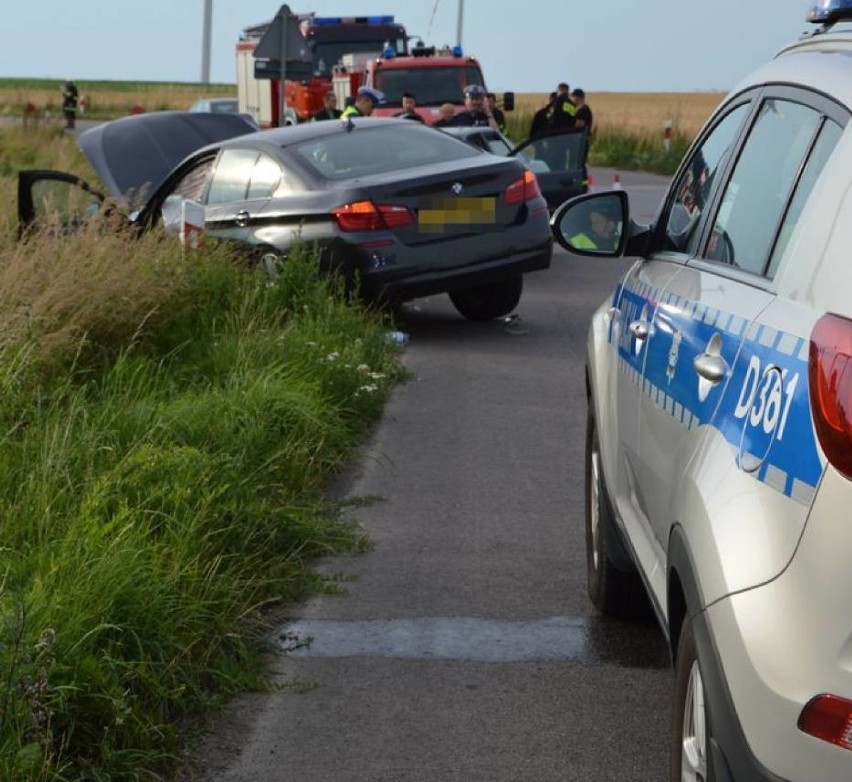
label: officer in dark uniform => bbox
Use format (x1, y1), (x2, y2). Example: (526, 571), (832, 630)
(571, 88), (593, 132)
(311, 91), (342, 121)
(450, 84), (498, 128)
(61, 79), (79, 130)
(549, 85), (578, 132)
(341, 86), (385, 119)
(529, 92), (556, 138)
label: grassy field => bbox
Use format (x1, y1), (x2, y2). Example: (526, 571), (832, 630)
(0, 78), (723, 174)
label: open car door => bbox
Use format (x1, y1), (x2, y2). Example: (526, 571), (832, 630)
(18, 171), (105, 237)
(510, 127), (589, 211)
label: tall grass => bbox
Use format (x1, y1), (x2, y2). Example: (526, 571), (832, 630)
(0, 177), (404, 778)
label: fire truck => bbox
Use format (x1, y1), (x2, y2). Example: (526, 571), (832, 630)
(236, 13), (408, 128)
(331, 42), (513, 123)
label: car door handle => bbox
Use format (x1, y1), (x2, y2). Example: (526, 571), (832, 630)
(235, 210), (250, 227)
(693, 353), (728, 384)
(629, 320), (650, 340)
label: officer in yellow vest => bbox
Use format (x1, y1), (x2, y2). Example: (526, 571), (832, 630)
(341, 87), (385, 119)
(570, 202), (620, 251)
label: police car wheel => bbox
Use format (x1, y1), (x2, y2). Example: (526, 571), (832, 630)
(671, 618), (714, 782)
(585, 410), (652, 619)
(448, 275), (523, 321)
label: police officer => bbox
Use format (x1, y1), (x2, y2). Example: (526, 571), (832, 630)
(61, 79), (79, 130)
(549, 83), (577, 132)
(529, 92), (556, 138)
(311, 91), (342, 121)
(571, 88), (593, 132)
(451, 84), (498, 129)
(341, 86), (385, 119)
(394, 92), (425, 122)
(570, 201), (620, 251)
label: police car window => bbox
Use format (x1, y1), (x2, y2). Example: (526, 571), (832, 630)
(207, 149), (259, 205)
(704, 99), (822, 276)
(247, 153), (283, 200)
(767, 118), (843, 278)
(663, 103), (749, 254)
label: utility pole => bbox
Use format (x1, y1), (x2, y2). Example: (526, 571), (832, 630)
(456, 0), (464, 49)
(201, 0), (213, 83)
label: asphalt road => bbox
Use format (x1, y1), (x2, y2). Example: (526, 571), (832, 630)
(181, 171), (676, 782)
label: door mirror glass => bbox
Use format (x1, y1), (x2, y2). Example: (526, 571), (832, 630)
(553, 193), (625, 255)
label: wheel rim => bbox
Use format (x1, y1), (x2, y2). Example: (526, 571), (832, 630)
(681, 660), (707, 781)
(589, 447), (601, 571)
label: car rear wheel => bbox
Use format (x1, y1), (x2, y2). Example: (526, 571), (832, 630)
(585, 410), (652, 619)
(671, 618), (713, 782)
(448, 275), (523, 321)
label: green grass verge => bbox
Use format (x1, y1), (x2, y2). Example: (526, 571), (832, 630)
(0, 211), (404, 779)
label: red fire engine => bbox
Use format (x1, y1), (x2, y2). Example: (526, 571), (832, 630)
(236, 13), (408, 128)
(332, 42), (513, 123)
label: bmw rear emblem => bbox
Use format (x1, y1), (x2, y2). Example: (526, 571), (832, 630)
(452, 182), (464, 195)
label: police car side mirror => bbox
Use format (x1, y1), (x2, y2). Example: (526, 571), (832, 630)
(550, 191), (629, 256)
(502, 92), (515, 112)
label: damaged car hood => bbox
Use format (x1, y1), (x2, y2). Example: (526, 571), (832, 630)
(78, 111), (258, 206)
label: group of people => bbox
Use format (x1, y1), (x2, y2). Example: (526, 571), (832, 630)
(529, 82), (593, 139)
(308, 83), (507, 131)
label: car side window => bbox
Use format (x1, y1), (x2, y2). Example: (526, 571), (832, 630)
(766, 118), (843, 277)
(704, 99), (823, 275)
(662, 103), (749, 254)
(207, 149), (259, 205)
(247, 153), (283, 200)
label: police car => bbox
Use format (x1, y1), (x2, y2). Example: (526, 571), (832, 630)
(551, 2), (852, 779)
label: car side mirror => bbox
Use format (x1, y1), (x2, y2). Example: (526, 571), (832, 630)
(550, 190), (630, 256)
(502, 92), (515, 112)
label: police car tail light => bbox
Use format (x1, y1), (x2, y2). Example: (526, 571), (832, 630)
(331, 200), (412, 231)
(798, 694), (852, 750)
(503, 171), (541, 205)
(808, 313), (852, 480)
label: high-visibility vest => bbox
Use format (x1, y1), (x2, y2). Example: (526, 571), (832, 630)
(341, 105), (362, 119)
(570, 232), (598, 250)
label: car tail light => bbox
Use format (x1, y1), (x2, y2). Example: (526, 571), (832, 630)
(503, 170), (542, 205)
(798, 694), (852, 750)
(808, 313), (852, 479)
(330, 200), (413, 232)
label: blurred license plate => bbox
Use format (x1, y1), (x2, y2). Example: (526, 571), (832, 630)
(419, 197), (496, 233)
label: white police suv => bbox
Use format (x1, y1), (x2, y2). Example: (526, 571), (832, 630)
(552, 2), (852, 779)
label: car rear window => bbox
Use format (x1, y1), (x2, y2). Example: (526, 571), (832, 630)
(291, 123), (480, 181)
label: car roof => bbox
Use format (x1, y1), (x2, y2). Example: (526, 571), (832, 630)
(729, 28), (852, 108)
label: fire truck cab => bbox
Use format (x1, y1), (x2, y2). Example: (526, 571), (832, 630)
(333, 43), (514, 124)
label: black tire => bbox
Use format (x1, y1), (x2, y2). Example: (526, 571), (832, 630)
(585, 409), (653, 619)
(449, 275), (523, 321)
(671, 617), (714, 781)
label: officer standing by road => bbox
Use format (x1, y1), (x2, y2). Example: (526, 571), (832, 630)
(549, 83), (577, 131)
(61, 79), (79, 130)
(341, 87), (385, 119)
(570, 88), (593, 132)
(451, 85), (498, 129)
(529, 92), (556, 138)
(311, 91), (342, 121)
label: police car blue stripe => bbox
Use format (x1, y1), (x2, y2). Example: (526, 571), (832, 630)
(611, 280), (824, 505)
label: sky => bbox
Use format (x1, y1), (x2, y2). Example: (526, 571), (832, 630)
(1, 0), (820, 94)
